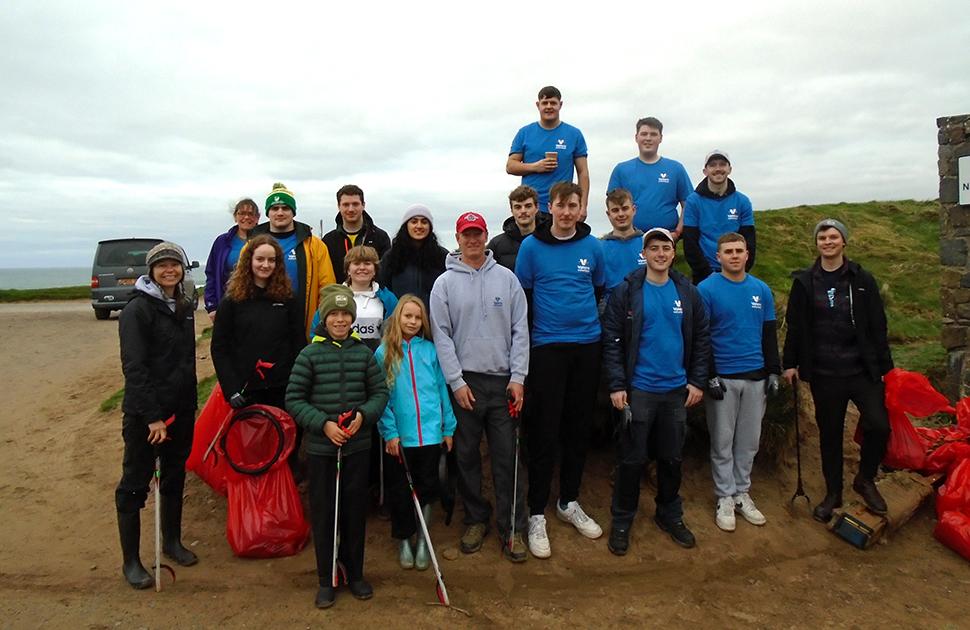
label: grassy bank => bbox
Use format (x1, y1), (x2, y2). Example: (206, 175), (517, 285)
(0, 286), (88, 302)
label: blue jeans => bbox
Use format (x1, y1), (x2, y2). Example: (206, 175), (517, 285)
(611, 388), (686, 527)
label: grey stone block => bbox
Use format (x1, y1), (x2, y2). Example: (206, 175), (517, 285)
(940, 238), (967, 266)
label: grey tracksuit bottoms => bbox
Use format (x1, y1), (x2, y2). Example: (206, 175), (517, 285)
(705, 377), (765, 498)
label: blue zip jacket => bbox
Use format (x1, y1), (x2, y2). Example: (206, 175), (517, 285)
(204, 225), (241, 313)
(375, 335), (457, 447)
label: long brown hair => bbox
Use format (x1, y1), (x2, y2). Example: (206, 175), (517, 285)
(380, 294), (431, 388)
(225, 234), (293, 302)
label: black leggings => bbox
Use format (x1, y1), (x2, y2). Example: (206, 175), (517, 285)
(115, 411), (194, 513)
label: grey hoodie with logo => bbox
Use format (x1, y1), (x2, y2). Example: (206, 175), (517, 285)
(429, 250), (530, 391)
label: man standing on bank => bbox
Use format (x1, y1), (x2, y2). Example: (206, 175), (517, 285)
(602, 227), (710, 553)
(697, 233), (779, 532)
(515, 181), (606, 558)
(782, 219), (893, 522)
(322, 185), (391, 284)
(430, 212), (530, 562)
(507, 86), (590, 218)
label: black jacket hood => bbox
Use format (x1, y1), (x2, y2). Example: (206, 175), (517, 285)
(333, 210), (378, 232)
(531, 218), (591, 245)
(695, 177), (737, 200)
(501, 212), (550, 243)
(252, 220), (315, 242)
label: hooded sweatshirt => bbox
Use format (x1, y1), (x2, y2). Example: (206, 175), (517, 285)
(514, 221), (605, 347)
(429, 250), (530, 392)
(682, 178), (756, 279)
(487, 212), (550, 271)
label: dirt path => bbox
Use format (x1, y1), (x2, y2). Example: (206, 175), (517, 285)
(1, 301), (967, 628)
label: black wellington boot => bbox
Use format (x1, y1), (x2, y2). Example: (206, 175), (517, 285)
(118, 511), (153, 589)
(161, 495), (199, 566)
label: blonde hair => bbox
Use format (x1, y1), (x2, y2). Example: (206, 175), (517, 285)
(380, 294), (432, 388)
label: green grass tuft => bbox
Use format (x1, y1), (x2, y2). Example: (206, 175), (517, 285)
(99, 388), (125, 413)
(0, 286), (89, 302)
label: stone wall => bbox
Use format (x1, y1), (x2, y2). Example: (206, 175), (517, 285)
(938, 114), (970, 399)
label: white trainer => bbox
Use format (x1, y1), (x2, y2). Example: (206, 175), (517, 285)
(556, 501), (603, 539)
(715, 496), (736, 532)
(527, 515), (552, 558)
(735, 492), (767, 526)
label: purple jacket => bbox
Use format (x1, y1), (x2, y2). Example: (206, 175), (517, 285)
(204, 225), (242, 313)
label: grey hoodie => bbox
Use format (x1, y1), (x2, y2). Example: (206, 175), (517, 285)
(429, 250), (530, 391)
(135, 275), (177, 312)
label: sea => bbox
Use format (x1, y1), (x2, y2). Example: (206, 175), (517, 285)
(0, 267), (205, 290)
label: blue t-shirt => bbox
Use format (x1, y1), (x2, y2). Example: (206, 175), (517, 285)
(632, 279), (686, 392)
(683, 189), (754, 269)
(226, 234), (246, 271)
(697, 273), (775, 375)
(608, 157), (692, 231)
(271, 232), (300, 293)
(600, 234), (646, 291)
(509, 121), (588, 211)
(515, 234), (604, 346)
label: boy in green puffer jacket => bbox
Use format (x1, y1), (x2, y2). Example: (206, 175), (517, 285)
(286, 284), (389, 610)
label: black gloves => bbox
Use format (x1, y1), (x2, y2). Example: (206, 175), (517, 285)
(229, 392), (248, 409)
(707, 377), (727, 401)
(765, 374), (780, 397)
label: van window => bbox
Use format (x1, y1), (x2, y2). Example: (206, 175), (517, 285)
(96, 240), (162, 267)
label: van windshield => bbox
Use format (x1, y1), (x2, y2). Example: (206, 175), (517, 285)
(96, 240), (163, 267)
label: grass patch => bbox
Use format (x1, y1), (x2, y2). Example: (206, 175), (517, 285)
(0, 286), (89, 302)
(197, 374), (218, 408)
(200, 326), (213, 341)
(99, 387), (125, 413)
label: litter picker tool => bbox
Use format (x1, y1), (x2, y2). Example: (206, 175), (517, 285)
(399, 450), (470, 616)
(153, 415), (177, 592)
(331, 409), (355, 588)
(202, 359), (275, 464)
(790, 382), (811, 506)
(507, 390), (520, 553)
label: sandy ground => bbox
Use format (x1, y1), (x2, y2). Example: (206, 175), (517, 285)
(0, 300), (967, 629)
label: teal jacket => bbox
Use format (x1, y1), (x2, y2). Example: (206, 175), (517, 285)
(285, 332), (388, 457)
(375, 336), (457, 448)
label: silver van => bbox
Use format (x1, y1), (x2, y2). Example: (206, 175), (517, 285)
(91, 238), (199, 320)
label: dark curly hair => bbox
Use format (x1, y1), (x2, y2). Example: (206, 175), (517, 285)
(225, 234), (293, 302)
(382, 222), (446, 279)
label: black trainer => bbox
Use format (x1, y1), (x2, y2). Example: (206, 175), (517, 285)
(349, 579), (374, 600)
(812, 493), (842, 523)
(315, 586), (336, 609)
(654, 515), (696, 548)
(852, 476), (888, 516)
(608, 525), (630, 556)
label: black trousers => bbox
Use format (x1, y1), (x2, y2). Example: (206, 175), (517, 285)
(525, 341), (601, 515)
(115, 411), (194, 513)
(307, 450), (369, 585)
(384, 445), (440, 540)
(810, 374), (890, 493)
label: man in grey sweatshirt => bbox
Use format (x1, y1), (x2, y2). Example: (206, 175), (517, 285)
(429, 211), (530, 562)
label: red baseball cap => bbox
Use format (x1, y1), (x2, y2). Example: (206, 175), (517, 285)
(456, 211), (488, 233)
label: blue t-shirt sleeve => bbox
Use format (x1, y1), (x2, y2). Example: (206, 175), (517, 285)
(591, 239), (606, 288)
(683, 195), (699, 227)
(698, 281), (713, 316)
(607, 163), (622, 193)
(510, 126), (526, 155)
(514, 240), (535, 289)
(574, 129), (588, 158)
(675, 163), (692, 203)
(740, 194), (755, 226)
(762, 282), (776, 322)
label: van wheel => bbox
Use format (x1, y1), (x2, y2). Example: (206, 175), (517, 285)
(94, 308), (111, 320)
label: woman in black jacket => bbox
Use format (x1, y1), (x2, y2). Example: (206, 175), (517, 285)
(116, 242), (199, 589)
(378, 204), (447, 306)
(211, 234), (306, 410)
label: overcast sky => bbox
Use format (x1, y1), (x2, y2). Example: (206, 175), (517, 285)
(2, 1), (968, 269)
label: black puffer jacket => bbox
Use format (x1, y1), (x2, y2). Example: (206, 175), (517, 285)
(782, 258), (893, 382)
(119, 284), (197, 423)
(487, 212), (550, 271)
(210, 289), (306, 399)
(601, 268), (710, 393)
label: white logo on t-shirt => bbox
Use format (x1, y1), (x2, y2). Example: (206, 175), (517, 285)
(728, 208), (738, 220)
(673, 299), (683, 314)
(577, 258), (590, 273)
(658, 173), (670, 183)
(556, 139), (567, 149)
(751, 295), (762, 309)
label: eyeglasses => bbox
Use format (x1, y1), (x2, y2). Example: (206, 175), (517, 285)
(235, 211), (258, 218)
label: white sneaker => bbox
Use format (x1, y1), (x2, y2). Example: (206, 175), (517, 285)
(715, 496), (736, 532)
(556, 500), (603, 539)
(527, 515), (551, 558)
(735, 492), (767, 526)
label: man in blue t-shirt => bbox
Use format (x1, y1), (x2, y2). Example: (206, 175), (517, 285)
(697, 233), (780, 533)
(601, 227), (710, 554)
(683, 150), (757, 284)
(600, 188), (645, 296)
(607, 117), (691, 235)
(514, 181), (605, 558)
(507, 86), (590, 218)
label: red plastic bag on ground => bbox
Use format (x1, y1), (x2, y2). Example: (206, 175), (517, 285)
(934, 510), (970, 561)
(221, 405), (310, 558)
(955, 397), (970, 431)
(186, 382), (233, 495)
(926, 441), (970, 474)
(937, 458), (970, 517)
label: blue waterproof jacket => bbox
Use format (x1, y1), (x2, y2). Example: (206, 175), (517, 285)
(204, 225), (241, 313)
(375, 336), (457, 447)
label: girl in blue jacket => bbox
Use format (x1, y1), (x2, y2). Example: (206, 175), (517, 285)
(375, 295), (456, 571)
